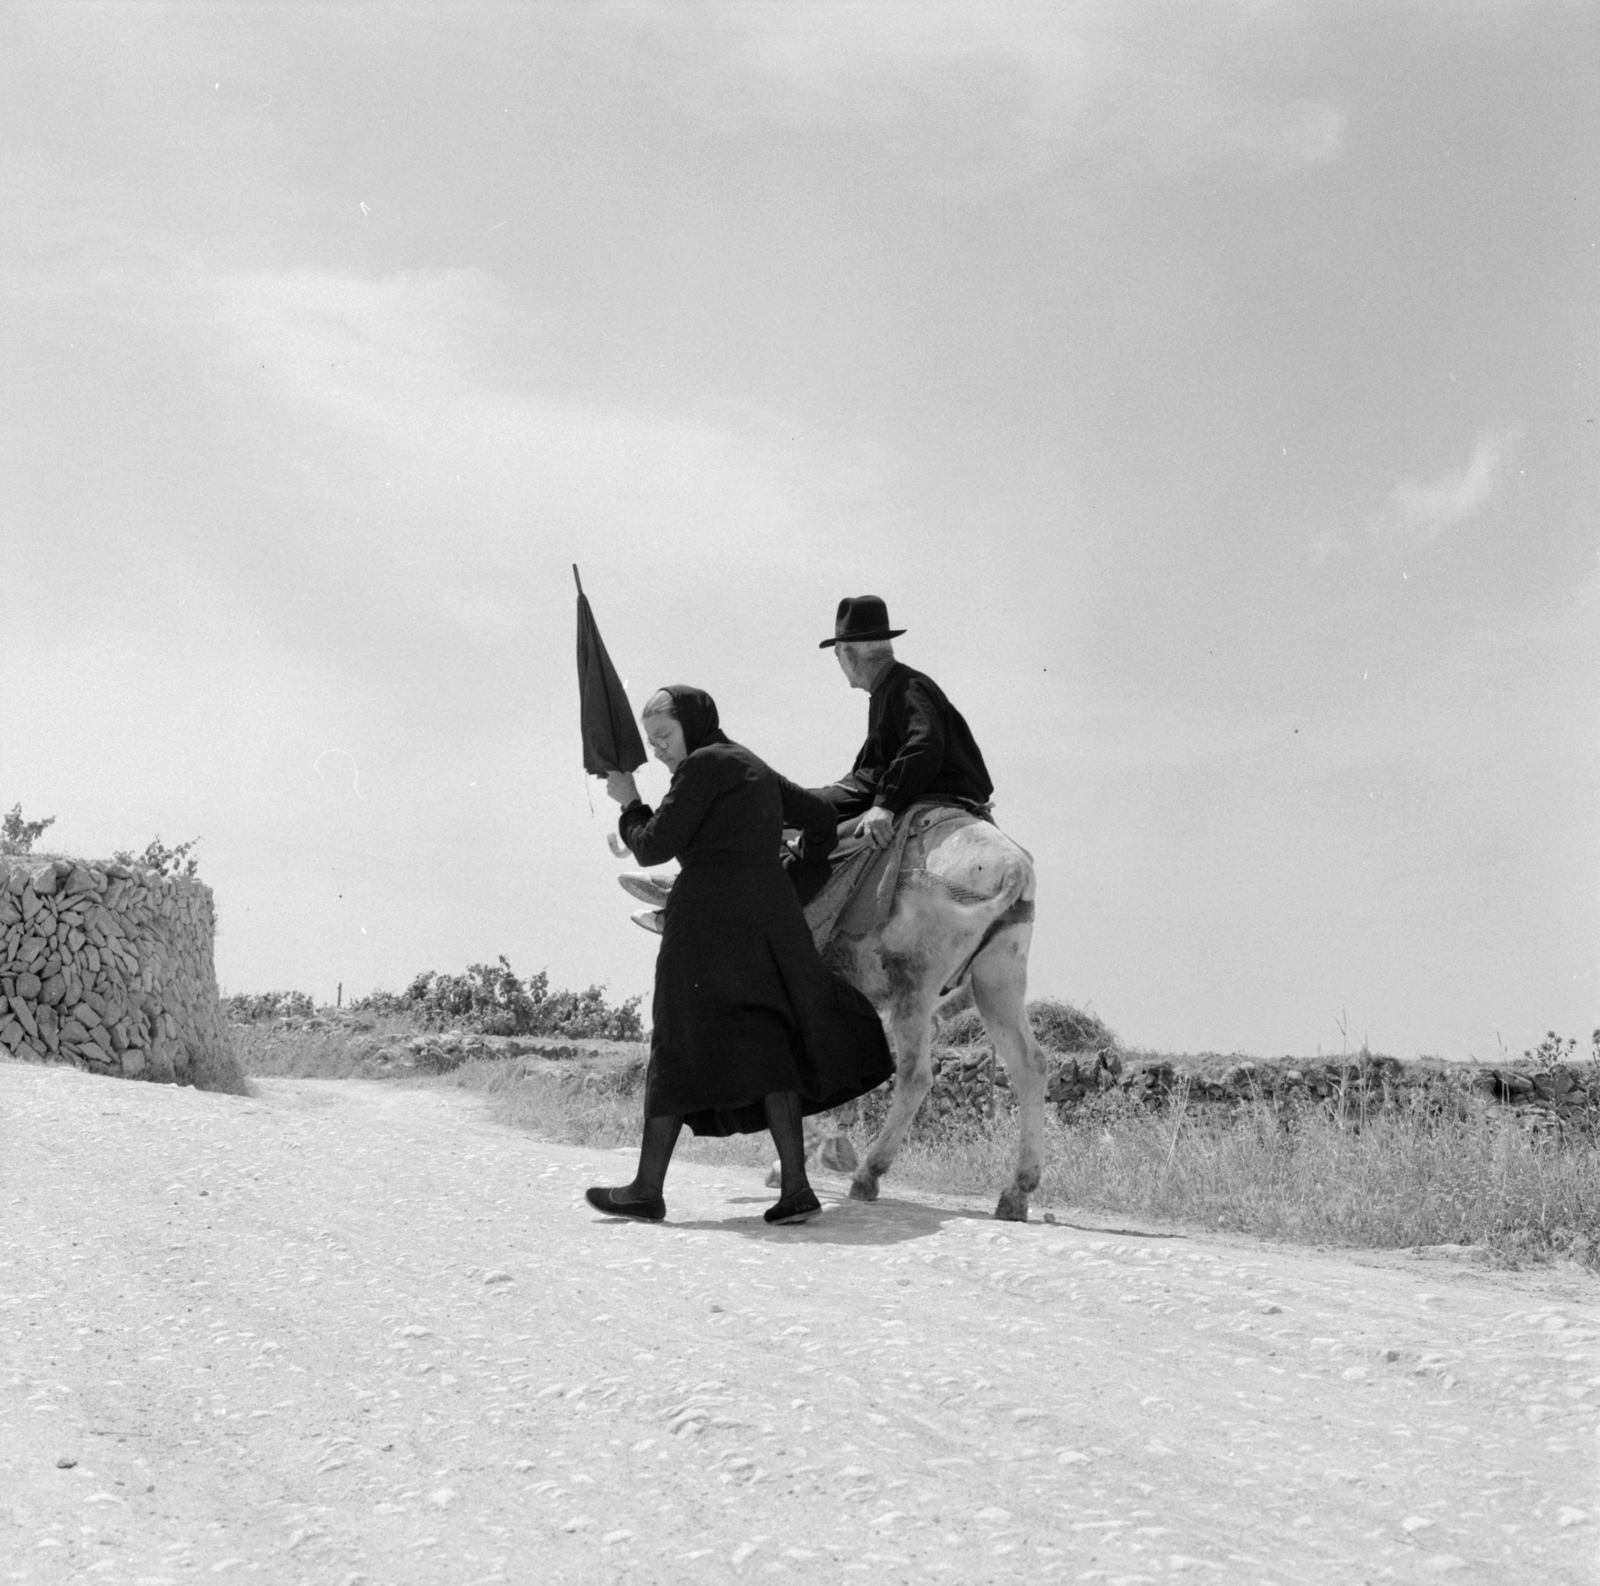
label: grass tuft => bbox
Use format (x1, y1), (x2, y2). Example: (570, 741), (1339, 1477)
(190, 1037), (251, 1096)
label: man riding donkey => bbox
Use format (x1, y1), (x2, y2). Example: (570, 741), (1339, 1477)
(620, 595), (1001, 1178)
(624, 594), (995, 918)
(799, 592), (994, 873)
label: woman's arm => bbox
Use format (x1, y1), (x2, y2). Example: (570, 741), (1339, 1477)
(775, 774), (839, 865)
(618, 753), (725, 867)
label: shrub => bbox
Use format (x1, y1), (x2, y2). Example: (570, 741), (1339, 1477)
(935, 995), (1117, 1053)
(112, 835), (200, 878)
(350, 956), (643, 1041)
(1, 804), (56, 856)
(223, 990), (316, 1023)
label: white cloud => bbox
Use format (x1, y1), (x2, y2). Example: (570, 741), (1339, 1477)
(1376, 427), (1520, 543)
(585, 0), (1345, 189)
(1, 218), (911, 674)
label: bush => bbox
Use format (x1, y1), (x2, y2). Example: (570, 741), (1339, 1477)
(350, 957), (643, 1041)
(223, 990), (317, 1023)
(1029, 998), (1118, 1052)
(112, 835), (200, 878)
(1, 804), (56, 856)
(935, 995), (1116, 1053)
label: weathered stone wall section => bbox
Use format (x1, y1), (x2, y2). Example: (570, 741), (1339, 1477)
(857, 1047), (1599, 1136)
(0, 856), (228, 1085)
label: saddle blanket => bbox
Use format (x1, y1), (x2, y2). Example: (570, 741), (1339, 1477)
(802, 800), (987, 954)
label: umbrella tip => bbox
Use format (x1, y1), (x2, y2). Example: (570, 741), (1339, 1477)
(572, 563), (583, 594)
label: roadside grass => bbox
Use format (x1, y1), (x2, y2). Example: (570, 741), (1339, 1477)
(234, 1023), (1600, 1268)
(229, 1016), (418, 1080)
(192, 1040), (252, 1096)
(445, 1058), (1600, 1267)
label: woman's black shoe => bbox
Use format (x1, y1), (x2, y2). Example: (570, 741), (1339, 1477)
(585, 1186), (666, 1222)
(764, 1188), (822, 1225)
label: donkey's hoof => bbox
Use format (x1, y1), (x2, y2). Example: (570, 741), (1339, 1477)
(994, 1189), (1030, 1222)
(764, 1162), (782, 1190)
(847, 1173), (880, 1203)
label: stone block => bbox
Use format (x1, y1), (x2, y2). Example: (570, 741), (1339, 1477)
(7, 997), (38, 1039)
(29, 864), (56, 895)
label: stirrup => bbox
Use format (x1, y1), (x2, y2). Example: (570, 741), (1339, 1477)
(630, 909), (665, 935)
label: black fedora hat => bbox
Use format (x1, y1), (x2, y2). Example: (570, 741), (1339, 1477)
(819, 595), (907, 649)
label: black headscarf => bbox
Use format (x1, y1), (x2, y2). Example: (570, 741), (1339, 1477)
(656, 684), (731, 756)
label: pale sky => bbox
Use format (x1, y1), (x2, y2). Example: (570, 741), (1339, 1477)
(3, 2), (1596, 1060)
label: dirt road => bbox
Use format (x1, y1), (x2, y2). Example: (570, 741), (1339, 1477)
(2, 1063), (1597, 1585)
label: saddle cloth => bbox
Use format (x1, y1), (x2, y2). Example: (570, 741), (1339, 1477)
(802, 800), (988, 955)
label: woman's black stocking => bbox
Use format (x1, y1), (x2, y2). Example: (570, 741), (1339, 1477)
(763, 1090), (811, 1200)
(631, 1113), (682, 1198)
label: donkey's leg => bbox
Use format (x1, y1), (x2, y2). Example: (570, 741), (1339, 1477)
(971, 925), (1048, 1221)
(817, 1097), (860, 1173)
(849, 985), (937, 1202)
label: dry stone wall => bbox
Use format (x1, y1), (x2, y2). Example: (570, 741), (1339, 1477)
(856, 1046), (1600, 1138)
(0, 856), (228, 1085)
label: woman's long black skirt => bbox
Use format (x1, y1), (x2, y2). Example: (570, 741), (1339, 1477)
(643, 857), (892, 1137)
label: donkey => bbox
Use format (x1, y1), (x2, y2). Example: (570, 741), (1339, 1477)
(807, 811), (1047, 1220)
(618, 809), (1049, 1220)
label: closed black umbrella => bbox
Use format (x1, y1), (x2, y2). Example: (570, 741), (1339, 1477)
(573, 565), (646, 777)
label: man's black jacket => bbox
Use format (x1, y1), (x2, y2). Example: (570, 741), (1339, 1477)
(825, 661), (993, 817)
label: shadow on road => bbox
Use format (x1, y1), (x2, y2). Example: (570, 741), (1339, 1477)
(658, 1194), (991, 1247)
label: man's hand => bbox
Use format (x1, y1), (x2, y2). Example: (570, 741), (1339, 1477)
(605, 770), (640, 806)
(859, 804), (896, 850)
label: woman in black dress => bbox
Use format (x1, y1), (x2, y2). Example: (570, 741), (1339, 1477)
(587, 685), (892, 1225)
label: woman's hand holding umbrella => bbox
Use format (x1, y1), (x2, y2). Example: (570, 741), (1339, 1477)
(605, 769), (640, 806)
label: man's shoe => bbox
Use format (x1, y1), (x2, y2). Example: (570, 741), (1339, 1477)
(764, 1189), (823, 1225)
(585, 1186), (666, 1222)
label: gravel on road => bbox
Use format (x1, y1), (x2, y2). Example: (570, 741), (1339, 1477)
(2, 1061), (1597, 1585)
